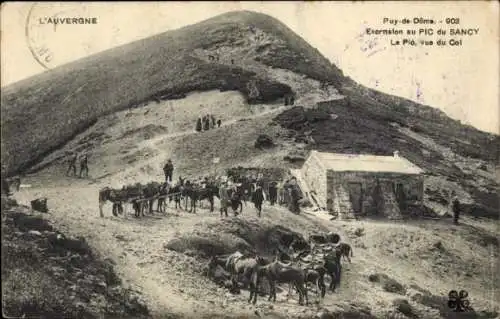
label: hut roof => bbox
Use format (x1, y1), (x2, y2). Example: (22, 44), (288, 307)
(310, 150), (424, 175)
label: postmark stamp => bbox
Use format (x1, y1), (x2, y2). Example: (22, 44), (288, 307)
(25, 3), (99, 70)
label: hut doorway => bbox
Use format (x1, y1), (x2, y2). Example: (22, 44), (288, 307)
(347, 182), (363, 214)
(373, 180), (384, 215)
(393, 182), (407, 210)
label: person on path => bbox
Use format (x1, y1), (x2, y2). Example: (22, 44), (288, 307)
(252, 185), (265, 217)
(196, 118), (203, 132)
(211, 115), (216, 129)
(289, 184), (301, 214)
(66, 153), (78, 177)
(163, 159), (174, 183)
(79, 154), (89, 178)
(451, 191), (460, 225)
(217, 119), (222, 128)
(219, 183), (230, 217)
(203, 115), (210, 131)
(268, 181), (278, 206)
(230, 184), (242, 216)
(1, 176), (10, 196)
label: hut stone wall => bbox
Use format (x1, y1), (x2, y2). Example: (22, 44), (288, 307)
(326, 171), (424, 219)
(301, 152), (327, 209)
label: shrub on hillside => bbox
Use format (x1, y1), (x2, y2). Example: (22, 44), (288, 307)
(368, 273), (406, 295)
(254, 134), (275, 149)
(392, 299), (416, 318)
(383, 278), (406, 295)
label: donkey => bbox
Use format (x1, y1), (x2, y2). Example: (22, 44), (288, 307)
(184, 182), (219, 213)
(252, 256), (309, 305)
(335, 242), (353, 263)
(98, 187), (125, 217)
(141, 181), (162, 215)
(157, 182), (170, 213)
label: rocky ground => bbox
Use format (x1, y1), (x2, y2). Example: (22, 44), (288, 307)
(1, 196), (150, 319)
(8, 173), (500, 319)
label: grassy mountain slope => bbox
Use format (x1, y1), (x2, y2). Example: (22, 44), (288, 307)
(1, 10), (344, 176)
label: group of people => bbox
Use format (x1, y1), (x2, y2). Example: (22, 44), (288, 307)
(66, 153), (89, 178)
(217, 175), (303, 218)
(195, 114), (221, 132)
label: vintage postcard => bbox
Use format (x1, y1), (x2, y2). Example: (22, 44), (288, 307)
(1, 2), (499, 318)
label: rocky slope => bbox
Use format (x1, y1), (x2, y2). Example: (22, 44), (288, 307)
(1, 196), (150, 318)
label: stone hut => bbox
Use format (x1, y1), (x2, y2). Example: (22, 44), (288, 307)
(301, 150), (424, 219)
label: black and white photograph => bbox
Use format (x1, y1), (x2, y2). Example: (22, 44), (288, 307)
(1, 2), (499, 318)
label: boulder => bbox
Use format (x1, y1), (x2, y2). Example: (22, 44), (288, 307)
(254, 134), (275, 149)
(283, 153), (306, 163)
(316, 309), (335, 319)
(31, 197), (48, 213)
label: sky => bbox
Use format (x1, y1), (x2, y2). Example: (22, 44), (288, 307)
(1, 1), (498, 134)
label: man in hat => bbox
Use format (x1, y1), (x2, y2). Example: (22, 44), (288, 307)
(195, 117), (203, 132)
(211, 114), (216, 129)
(252, 185), (265, 218)
(204, 114), (211, 131)
(289, 184), (301, 214)
(66, 153), (78, 177)
(1, 164), (11, 196)
(163, 159), (174, 183)
(219, 182), (230, 218)
(268, 181), (278, 206)
(79, 153), (89, 178)
(451, 191), (460, 225)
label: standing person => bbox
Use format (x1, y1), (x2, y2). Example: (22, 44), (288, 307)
(282, 179), (291, 206)
(201, 115), (207, 131)
(219, 182), (230, 218)
(252, 185), (264, 218)
(66, 153), (78, 177)
(211, 114), (216, 129)
(195, 117), (203, 132)
(289, 185), (301, 214)
(451, 191), (460, 225)
(230, 184), (242, 216)
(1, 164), (13, 196)
(217, 119), (222, 128)
(203, 115), (210, 131)
(79, 154), (89, 178)
(268, 181), (278, 206)
(163, 159), (174, 183)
